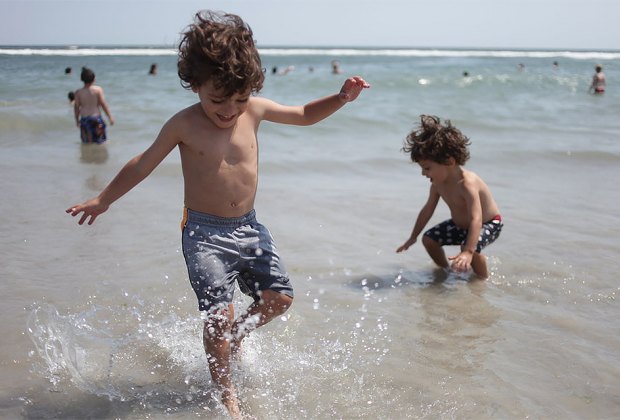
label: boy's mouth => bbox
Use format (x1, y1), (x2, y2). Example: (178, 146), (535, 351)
(217, 113), (235, 122)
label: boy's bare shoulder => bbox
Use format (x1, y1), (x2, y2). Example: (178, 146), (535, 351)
(247, 95), (275, 112)
(161, 103), (208, 138)
(167, 103), (202, 125)
(460, 168), (487, 190)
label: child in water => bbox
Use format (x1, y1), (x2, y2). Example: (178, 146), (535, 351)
(66, 10), (369, 418)
(589, 64), (606, 94)
(74, 67), (114, 143)
(396, 115), (502, 278)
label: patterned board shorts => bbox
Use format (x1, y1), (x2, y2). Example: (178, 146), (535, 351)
(423, 215), (503, 253)
(79, 115), (107, 144)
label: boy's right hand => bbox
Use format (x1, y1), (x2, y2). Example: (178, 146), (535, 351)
(66, 198), (109, 225)
(396, 238), (416, 253)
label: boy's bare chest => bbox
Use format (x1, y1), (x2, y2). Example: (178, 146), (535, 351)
(436, 184), (465, 208)
(182, 127), (258, 168)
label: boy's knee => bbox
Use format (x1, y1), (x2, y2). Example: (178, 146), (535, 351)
(261, 289), (293, 312)
(203, 311), (232, 335)
(422, 235), (439, 250)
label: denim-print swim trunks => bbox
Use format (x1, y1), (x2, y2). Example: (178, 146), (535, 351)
(181, 208), (293, 312)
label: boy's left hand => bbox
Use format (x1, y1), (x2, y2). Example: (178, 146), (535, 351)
(449, 251), (473, 272)
(339, 76), (370, 102)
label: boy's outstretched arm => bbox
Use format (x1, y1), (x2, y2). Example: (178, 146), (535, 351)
(260, 76), (370, 126)
(66, 121), (179, 225)
(396, 188), (440, 253)
(66, 154), (151, 225)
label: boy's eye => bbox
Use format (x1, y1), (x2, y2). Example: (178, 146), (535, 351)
(237, 97), (249, 103)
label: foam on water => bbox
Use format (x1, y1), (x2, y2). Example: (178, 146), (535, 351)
(3, 47), (619, 60)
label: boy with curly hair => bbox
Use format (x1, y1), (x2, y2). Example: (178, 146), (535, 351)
(66, 10), (369, 417)
(396, 115), (502, 279)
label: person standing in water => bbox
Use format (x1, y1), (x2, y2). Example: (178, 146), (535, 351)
(589, 64), (606, 94)
(74, 67), (114, 144)
(66, 10), (369, 418)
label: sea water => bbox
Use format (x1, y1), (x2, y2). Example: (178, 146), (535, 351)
(1, 46), (619, 418)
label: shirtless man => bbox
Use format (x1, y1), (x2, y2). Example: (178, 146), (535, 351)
(74, 67), (114, 143)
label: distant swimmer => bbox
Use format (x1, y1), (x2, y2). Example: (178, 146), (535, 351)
(331, 60), (342, 74)
(149, 63), (157, 75)
(74, 67), (114, 144)
(589, 64), (606, 94)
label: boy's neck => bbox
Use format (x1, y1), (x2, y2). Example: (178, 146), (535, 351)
(446, 165), (464, 182)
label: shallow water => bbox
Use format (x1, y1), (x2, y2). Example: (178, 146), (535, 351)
(1, 47), (619, 418)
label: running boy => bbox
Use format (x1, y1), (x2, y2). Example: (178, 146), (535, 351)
(74, 67), (115, 143)
(66, 10), (369, 418)
(396, 115), (502, 278)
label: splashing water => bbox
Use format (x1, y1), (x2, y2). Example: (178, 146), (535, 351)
(26, 289), (409, 418)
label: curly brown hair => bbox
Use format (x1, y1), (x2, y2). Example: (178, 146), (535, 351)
(403, 115), (471, 165)
(177, 11), (264, 96)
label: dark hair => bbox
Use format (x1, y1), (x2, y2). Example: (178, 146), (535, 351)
(177, 10), (264, 95)
(80, 67), (95, 84)
(403, 115), (471, 165)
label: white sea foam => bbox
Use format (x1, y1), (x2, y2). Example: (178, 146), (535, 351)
(0, 47), (177, 56)
(1, 46), (619, 60)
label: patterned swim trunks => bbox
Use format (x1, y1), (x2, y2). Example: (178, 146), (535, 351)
(423, 215), (503, 253)
(79, 115), (107, 144)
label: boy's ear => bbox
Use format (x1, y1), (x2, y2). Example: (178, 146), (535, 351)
(446, 157), (456, 166)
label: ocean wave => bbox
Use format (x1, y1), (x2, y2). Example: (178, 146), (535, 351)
(260, 48), (620, 60)
(0, 47), (177, 56)
(2, 47), (619, 60)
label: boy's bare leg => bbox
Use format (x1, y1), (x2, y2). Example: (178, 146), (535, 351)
(230, 290), (293, 355)
(201, 292), (292, 417)
(203, 304), (242, 419)
(422, 236), (449, 269)
(470, 252), (489, 279)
